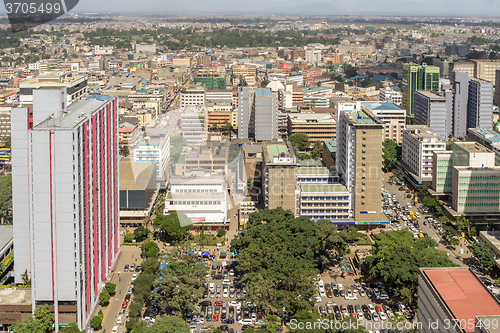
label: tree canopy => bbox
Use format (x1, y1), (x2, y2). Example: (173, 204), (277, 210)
(365, 230), (458, 288)
(471, 242), (496, 271)
(230, 208), (343, 315)
(382, 139), (400, 171)
(154, 212), (192, 243)
(288, 133), (310, 151)
(11, 305), (54, 333)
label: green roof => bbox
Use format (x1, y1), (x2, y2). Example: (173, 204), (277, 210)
(300, 184), (349, 193)
(266, 144), (289, 160)
(177, 153), (186, 164)
(324, 140), (336, 153)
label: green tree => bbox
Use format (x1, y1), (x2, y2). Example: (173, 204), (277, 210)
(288, 133), (310, 151)
(133, 225), (149, 242)
(343, 64), (359, 78)
(141, 240), (160, 259)
(89, 315), (102, 331)
(238, 75), (248, 87)
(11, 305), (54, 333)
(140, 257), (160, 275)
(154, 212), (192, 243)
(104, 282), (116, 296)
(119, 145), (129, 157)
(1, 136), (10, 148)
(471, 242), (496, 271)
(261, 79), (270, 87)
(382, 139), (399, 171)
(99, 288), (110, 306)
(449, 237), (460, 246)
(416, 184), (429, 198)
(290, 66), (300, 72)
(217, 228), (226, 238)
(456, 214), (471, 234)
(144, 315), (190, 333)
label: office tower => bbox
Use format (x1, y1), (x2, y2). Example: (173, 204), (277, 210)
(495, 70), (500, 106)
(237, 86), (251, 139)
(402, 64), (440, 118)
(305, 49), (321, 64)
(262, 142), (298, 214)
(467, 77), (493, 130)
(180, 106), (208, 145)
(451, 71), (469, 137)
(251, 88), (278, 141)
(336, 109), (384, 221)
(12, 88), (119, 330)
(414, 91), (452, 138)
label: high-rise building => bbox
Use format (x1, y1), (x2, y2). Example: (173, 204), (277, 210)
(445, 43), (468, 57)
(336, 109), (384, 221)
(414, 90), (452, 138)
(451, 71), (469, 138)
(254, 88), (278, 141)
(12, 89), (119, 330)
(467, 77), (493, 130)
(402, 64), (440, 118)
(180, 106), (208, 145)
(237, 86), (252, 139)
(495, 70), (500, 106)
(262, 142), (298, 214)
(305, 49), (322, 64)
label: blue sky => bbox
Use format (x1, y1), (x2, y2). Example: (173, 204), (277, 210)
(71, 0), (498, 16)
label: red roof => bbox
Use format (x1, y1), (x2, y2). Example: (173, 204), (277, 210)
(424, 268), (500, 332)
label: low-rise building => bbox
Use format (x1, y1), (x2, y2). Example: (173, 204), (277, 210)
(467, 128), (500, 166)
(164, 173), (228, 230)
(296, 166), (339, 184)
(298, 184), (352, 221)
(19, 71), (88, 104)
(175, 144), (228, 176)
(379, 88), (402, 106)
(132, 126), (170, 184)
(402, 126), (446, 185)
(180, 85), (206, 108)
(287, 113), (336, 142)
(322, 140), (336, 168)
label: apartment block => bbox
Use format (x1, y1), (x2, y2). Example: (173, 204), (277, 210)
(414, 90), (452, 138)
(471, 59), (500, 83)
(262, 142), (298, 214)
(12, 89), (119, 330)
(287, 113), (336, 142)
(378, 88), (403, 106)
(467, 77), (493, 130)
(237, 87), (252, 139)
(402, 126), (446, 184)
(336, 109), (384, 221)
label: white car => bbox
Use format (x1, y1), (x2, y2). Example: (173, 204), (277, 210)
(223, 279), (231, 285)
(368, 304), (375, 312)
(379, 312), (387, 321)
(315, 296), (322, 303)
(239, 319), (253, 325)
(372, 312), (379, 321)
(112, 326), (120, 333)
(132, 274), (137, 281)
(318, 279), (324, 287)
(357, 312), (364, 320)
(319, 290), (326, 298)
(223, 290), (228, 298)
(337, 283), (343, 290)
(228, 301), (240, 308)
(116, 315), (123, 324)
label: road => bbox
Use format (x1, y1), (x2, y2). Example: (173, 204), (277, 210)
(381, 173), (464, 267)
(100, 245), (144, 333)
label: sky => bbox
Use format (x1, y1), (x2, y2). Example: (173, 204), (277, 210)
(71, 0), (499, 16)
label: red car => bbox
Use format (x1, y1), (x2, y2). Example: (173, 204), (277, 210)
(213, 313), (219, 321)
(215, 301), (223, 307)
(327, 290), (333, 298)
(122, 301), (128, 308)
(350, 313), (357, 319)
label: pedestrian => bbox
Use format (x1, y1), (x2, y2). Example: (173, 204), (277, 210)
(119, 290), (121, 294)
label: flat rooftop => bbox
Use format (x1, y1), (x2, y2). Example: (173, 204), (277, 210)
(344, 110), (383, 126)
(119, 158), (157, 191)
(455, 141), (492, 154)
(423, 267), (500, 333)
(468, 128), (500, 143)
(361, 101), (403, 112)
(416, 90), (444, 100)
(255, 88), (272, 96)
(297, 166), (337, 176)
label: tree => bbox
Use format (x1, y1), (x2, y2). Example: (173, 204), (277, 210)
(217, 228), (226, 238)
(99, 288), (110, 306)
(89, 314), (102, 331)
(290, 66), (300, 72)
(119, 145), (129, 157)
(1, 136), (10, 148)
(144, 315), (190, 333)
(11, 305), (54, 333)
(21, 269), (30, 286)
(59, 323), (84, 333)
(449, 237), (460, 247)
(141, 240), (160, 259)
(416, 184), (429, 198)
(343, 64), (359, 78)
(456, 214), (471, 234)
(246, 177), (254, 191)
(133, 225), (149, 242)
(471, 242), (496, 271)
(442, 224), (457, 240)
(288, 133), (310, 151)
(238, 75), (248, 87)
(104, 282), (116, 296)
(382, 139), (399, 171)
(154, 213), (192, 243)
(140, 257), (160, 275)
(261, 79), (270, 87)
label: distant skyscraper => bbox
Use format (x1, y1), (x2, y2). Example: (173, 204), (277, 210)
(445, 44), (469, 57)
(451, 71), (469, 137)
(414, 90), (452, 138)
(12, 88), (119, 330)
(402, 64), (440, 118)
(237, 86), (251, 139)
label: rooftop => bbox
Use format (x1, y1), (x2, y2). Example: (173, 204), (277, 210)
(297, 166), (337, 176)
(255, 88), (272, 96)
(288, 113), (336, 123)
(416, 90), (445, 100)
(405, 125), (444, 139)
(324, 140), (336, 153)
(361, 101), (404, 112)
(454, 141), (492, 154)
(423, 267), (500, 333)
(20, 71), (86, 87)
(344, 110), (384, 126)
(119, 158), (157, 191)
(468, 128), (500, 144)
(300, 184), (349, 193)
(170, 174), (226, 185)
(266, 143), (290, 161)
(0, 288), (31, 305)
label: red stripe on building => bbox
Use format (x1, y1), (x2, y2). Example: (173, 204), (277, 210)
(83, 122), (90, 313)
(92, 115), (98, 296)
